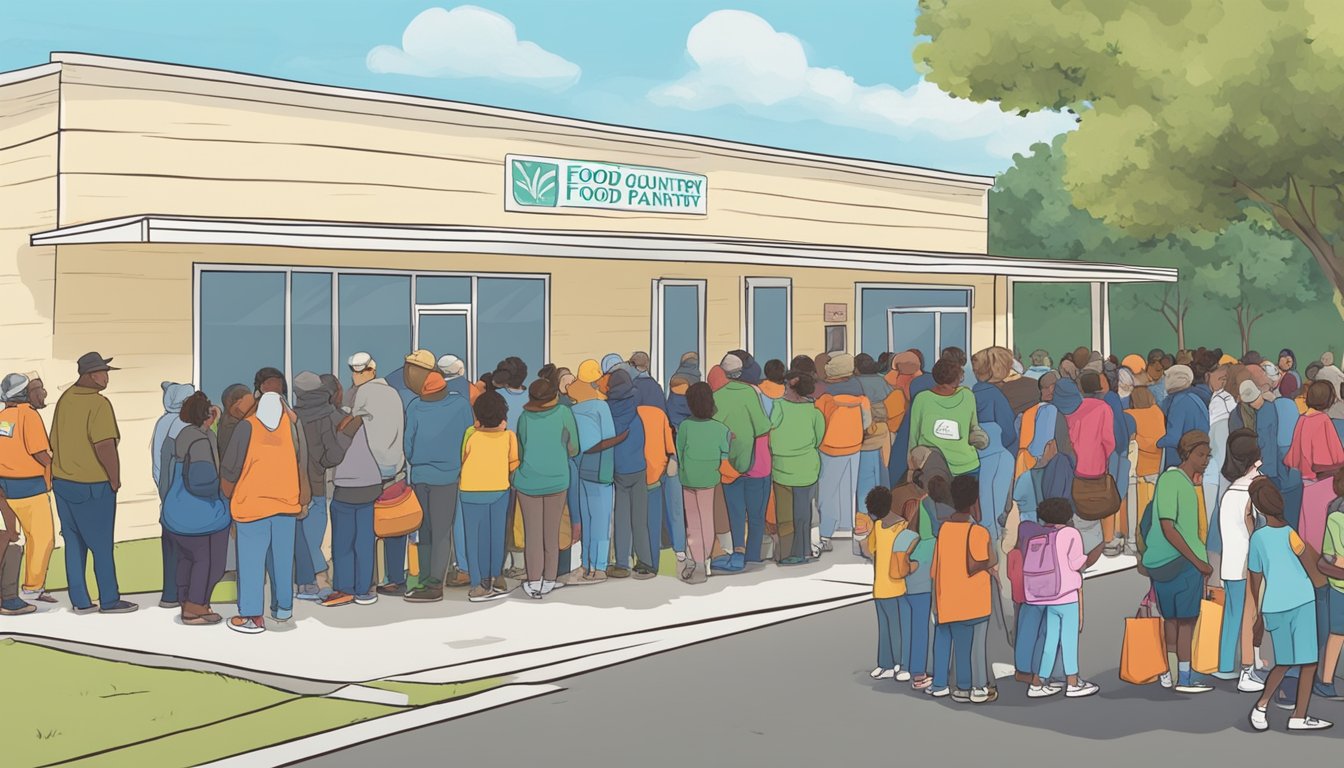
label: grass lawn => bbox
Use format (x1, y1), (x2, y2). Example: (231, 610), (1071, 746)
(0, 638), (500, 767)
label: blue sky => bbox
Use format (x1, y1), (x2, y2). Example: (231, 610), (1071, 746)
(0, 1), (1071, 175)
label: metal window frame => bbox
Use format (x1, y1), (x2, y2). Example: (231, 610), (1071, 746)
(650, 278), (707, 389)
(853, 281), (975, 356)
(742, 276), (792, 364)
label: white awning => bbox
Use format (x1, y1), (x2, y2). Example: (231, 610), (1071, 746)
(30, 215), (1177, 284)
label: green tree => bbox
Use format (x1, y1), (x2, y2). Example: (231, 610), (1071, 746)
(917, 0), (1344, 315)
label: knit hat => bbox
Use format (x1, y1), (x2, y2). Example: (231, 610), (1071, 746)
(1164, 364), (1194, 394)
(1053, 378), (1084, 416)
(1121, 354), (1146, 375)
(824, 353), (855, 380)
(578, 359), (603, 384)
(601, 354), (624, 374)
(1239, 380), (1262, 404)
(524, 377), (558, 411)
(720, 354), (744, 378)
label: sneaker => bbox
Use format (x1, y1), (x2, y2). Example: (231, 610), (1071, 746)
(912, 676), (933, 690)
(353, 593), (378, 606)
(925, 686), (950, 697)
(1238, 667), (1267, 693)
(1175, 680), (1215, 694)
(681, 561), (697, 581)
(1066, 680), (1100, 698)
(72, 603), (99, 615)
(606, 566), (631, 579)
(467, 586), (492, 602)
(320, 591), (354, 608)
(1103, 540), (1122, 558)
(376, 583), (406, 597)
(1273, 687), (1296, 710)
(159, 600), (181, 609)
(1313, 681), (1344, 700)
(951, 689), (972, 703)
(970, 687), (993, 704)
(779, 556), (807, 566)
(1159, 672), (1173, 689)
(675, 551), (687, 562)
(228, 616), (265, 634)
(521, 581), (541, 599)
(1288, 716), (1333, 731)
(446, 571), (472, 588)
(581, 569), (608, 584)
(811, 545), (822, 558)
(0, 598), (35, 615)
(540, 580), (562, 595)
(491, 579), (512, 597)
(99, 600), (139, 614)
(870, 667), (896, 680)
(711, 552), (746, 573)
(1249, 706), (1269, 732)
(819, 538), (834, 553)
(404, 586), (444, 603)
(1211, 670), (1241, 681)
(896, 669), (912, 682)
(632, 564), (656, 580)
(1028, 684), (1063, 698)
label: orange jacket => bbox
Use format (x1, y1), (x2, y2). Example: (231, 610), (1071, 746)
(815, 393), (871, 457)
(638, 405), (676, 486)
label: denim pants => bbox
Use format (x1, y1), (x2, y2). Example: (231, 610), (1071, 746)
(613, 471), (649, 569)
(414, 483), (459, 586)
(1015, 602), (1047, 675)
(818, 452), (859, 539)
(461, 491), (508, 587)
(933, 618), (984, 690)
(166, 528), (229, 606)
(1220, 579), (1248, 674)
(976, 448), (1013, 543)
(723, 474), (769, 556)
(237, 515), (296, 619)
(875, 597), (902, 670)
(454, 497), (469, 576)
(294, 495), (329, 586)
(329, 499), (375, 597)
(647, 484), (665, 572)
(382, 535), (407, 586)
(52, 479), (120, 608)
(856, 449), (884, 521)
(1038, 601), (1081, 678)
(661, 472), (687, 554)
(579, 480), (613, 572)
(898, 592), (932, 676)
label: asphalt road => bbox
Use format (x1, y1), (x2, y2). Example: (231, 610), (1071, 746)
(303, 568), (1344, 767)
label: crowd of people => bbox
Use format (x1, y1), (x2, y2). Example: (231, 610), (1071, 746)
(0, 341), (1342, 732)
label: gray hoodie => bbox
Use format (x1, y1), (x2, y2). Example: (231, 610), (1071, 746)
(152, 381), (195, 487)
(333, 423), (381, 505)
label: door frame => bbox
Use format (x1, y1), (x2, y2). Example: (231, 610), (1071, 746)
(742, 276), (792, 363)
(414, 304), (474, 379)
(651, 278), (707, 389)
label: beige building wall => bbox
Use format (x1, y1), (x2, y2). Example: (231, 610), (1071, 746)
(54, 242), (996, 540)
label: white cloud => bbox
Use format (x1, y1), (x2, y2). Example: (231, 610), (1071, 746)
(649, 10), (1074, 158)
(368, 6), (580, 91)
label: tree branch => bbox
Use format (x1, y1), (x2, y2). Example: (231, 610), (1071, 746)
(1291, 176), (1315, 229)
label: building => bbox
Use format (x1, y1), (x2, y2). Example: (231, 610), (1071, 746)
(0, 53), (1174, 542)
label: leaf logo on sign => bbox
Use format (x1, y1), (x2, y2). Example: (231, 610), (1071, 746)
(512, 159), (558, 207)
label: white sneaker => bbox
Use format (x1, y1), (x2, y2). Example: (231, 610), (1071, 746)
(1288, 716), (1333, 731)
(896, 669), (912, 682)
(1175, 681), (1215, 694)
(1159, 672), (1173, 689)
(926, 686), (950, 697)
(870, 667), (895, 680)
(1028, 684), (1062, 698)
(1249, 706), (1269, 732)
(1066, 680), (1100, 698)
(1238, 667), (1267, 693)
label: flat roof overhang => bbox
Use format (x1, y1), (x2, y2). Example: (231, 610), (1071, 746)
(31, 215), (1178, 284)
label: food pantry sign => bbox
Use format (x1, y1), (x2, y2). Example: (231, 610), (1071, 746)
(506, 154), (707, 215)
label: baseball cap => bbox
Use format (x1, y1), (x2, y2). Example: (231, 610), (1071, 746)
(348, 352), (375, 372)
(0, 373), (29, 401)
(76, 352), (118, 375)
(578, 359), (602, 383)
(405, 349), (436, 370)
(437, 354), (465, 377)
(720, 354), (744, 377)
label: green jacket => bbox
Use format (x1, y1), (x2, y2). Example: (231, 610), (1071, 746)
(676, 418), (731, 489)
(513, 405), (579, 496)
(908, 387), (979, 475)
(769, 399), (825, 486)
(713, 381), (771, 473)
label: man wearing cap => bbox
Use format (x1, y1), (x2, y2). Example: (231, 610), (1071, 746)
(403, 370), (474, 602)
(712, 353), (772, 573)
(1157, 365), (1208, 472)
(348, 352), (409, 595)
(0, 372), (56, 606)
(436, 354), (474, 402)
(152, 381), (196, 609)
(569, 359), (622, 583)
(50, 352), (136, 613)
(390, 349), (437, 410)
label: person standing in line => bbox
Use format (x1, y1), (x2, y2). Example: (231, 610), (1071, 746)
(0, 489), (30, 615)
(50, 352), (136, 614)
(863, 485), (916, 681)
(460, 391), (520, 602)
(815, 354), (871, 556)
(1247, 477), (1333, 732)
(971, 349), (1017, 544)
(1023, 497), (1102, 699)
(606, 370), (650, 579)
(909, 358), (980, 479)
(1143, 431), (1214, 693)
(1204, 364), (1234, 558)
(728, 350), (775, 564)
(676, 382), (731, 584)
(347, 352), (409, 596)
(854, 353), (894, 494)
(568, 360), (622, 584)
(0, 373), (57, 606)
(152, 381), (195, 609)
(159, 392), (230, 625)
(928, 474), (996, 703)
(389, 349), (436, 410)
(662, 371), (696, 567)
(1314, 470), (1344, 699)
(1158, 365), (1209, 472)
(884, 351), (920, 484)
(712, 354), (772, 573)
(1065, 373), (1116, 556)
(1127, 385), (1167, 538)
(1278, 350), (1301, 401)
(220, 369), (310, 633)
(291, 373), (344, 603)
(403, 371), (474, 602)
(1214, 428), (1268, 691)
(1284, 381), (1344, 553)
(1102, 370), (1137, 556)
(990, 346), (1040, 417)
(769, 370), (825, 566)
(436, 354), (474, 402)
(1024, 350), (1053, 381)
(628, 351), (667, 414)
(514, 378), (580, 598)
(637, 380), (677, 577)
(319, 390), (380, 608)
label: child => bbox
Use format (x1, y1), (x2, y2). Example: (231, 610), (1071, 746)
(895, 480), (935, 689)
(864, 485), (919, 681)
(0, 493), (33, 615)
(676, 382), (731, 584)
(1316, 470), (1344, 699)
(1246, 477), (1332, 732)
(460, 390), (520, 603)
(929, 474), (995, 702)
(1023, 497), (1102, 698)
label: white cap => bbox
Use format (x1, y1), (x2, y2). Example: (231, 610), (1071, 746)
(348, 352), (375, 372)
(437, 354), (465, 377)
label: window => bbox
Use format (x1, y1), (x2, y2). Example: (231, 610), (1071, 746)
(291, 272), (332, 379)
(745, 278), (791, 367)
(476, 277), (547, 380)
(858, 285), (972, 361)
(338, 274), (411, 387)
(415, 275), (471, 305)
(652, 279), (705, 392)
(199, 271), (285, 403)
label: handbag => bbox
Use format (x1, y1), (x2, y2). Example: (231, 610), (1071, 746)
(1072, 473), (1121, 521)
(374, 479), (423, 538)
(1119, 590), (1168, 684)
(1191, 588), (1224, 674)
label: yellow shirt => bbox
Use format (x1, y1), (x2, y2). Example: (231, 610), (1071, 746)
(460, 427), (520, 492)
(51, 386), (120, 483)
(871, 517), (909, 599)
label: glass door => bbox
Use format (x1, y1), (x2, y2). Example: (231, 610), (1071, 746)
(415, 306), (472, 379)
(652, 279), (706, 392)
(888, 307), (969, 370)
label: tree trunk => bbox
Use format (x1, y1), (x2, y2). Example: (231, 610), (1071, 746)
(1236, 177), (1344, 323)
(1176, 312), (1185, 351)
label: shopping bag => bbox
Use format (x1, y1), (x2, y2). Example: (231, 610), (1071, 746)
(1191, 590), (1223, 675)
(374, 480), (424, 538)
(1120, 592), (1167, 685)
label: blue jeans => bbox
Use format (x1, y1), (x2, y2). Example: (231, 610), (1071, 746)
(647, 485), (664, 572)
(1218, 578), (1251, 674)
(579, 480), (613, 573)
(52, 479), (120, 608)
(329, 499), (375, 597)
(933, 618), (983, 690)
(856, 449), (884, 522)
(294, 495), (329, 586)
(976, 448), (1013, 543)
(661, 472), (687, 554)
(382, 535), (407, 586)
(461, 491), (508, 587)
(1015, 602), (1047, 676)
(237, 515), (296, 619)
(875, 597), (902, 670)
(723, 475), (769, 557)
(898, 592), (931, 676)
(1039, 601), (1081, 678)
(454, 496), (469, 576)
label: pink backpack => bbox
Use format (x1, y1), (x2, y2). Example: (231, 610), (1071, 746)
(1022, 529), (1063, 603)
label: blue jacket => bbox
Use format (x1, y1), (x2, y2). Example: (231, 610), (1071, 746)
(404, 393), (474, 485)
(1159, 388), (1211, 470)
(972, 381), (1017, 451)
(606, 373), (647, 477)
(633, 374), (667, 412)
(1104, 391), (1135, 455)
